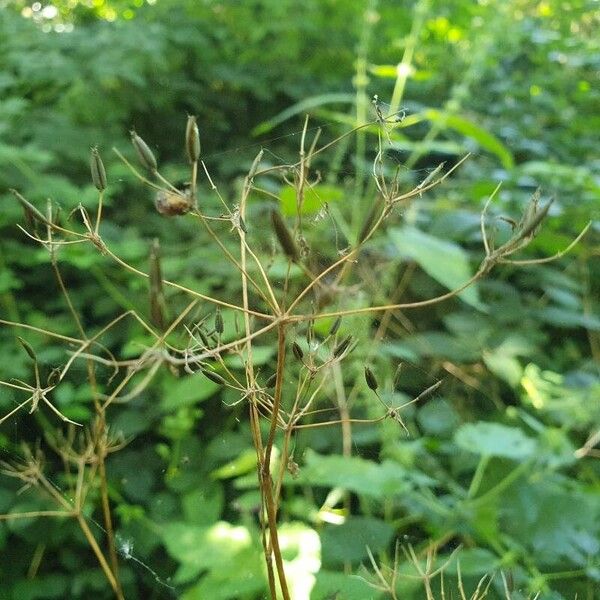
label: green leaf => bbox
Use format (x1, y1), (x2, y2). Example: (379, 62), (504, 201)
(252, 93), (354, 135)
(538, 306), (600, 330)
(425, 109), (514, 169)
(483, 348), (523, 387)
(160, 374), (220, 412)
(279, 184), (343, 216)
(182, 481), (224, 525)
(162, 521), (256, 582)
(454, 423), (536, 459)
(211, 448), (257, 479)
(321, 516), (394, 565)
(389, 226), (483, 310)
(292, 450), (431, 498)
(312, 570), (384, 599)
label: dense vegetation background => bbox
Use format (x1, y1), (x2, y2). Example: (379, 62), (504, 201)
(0, 0), (598, 598)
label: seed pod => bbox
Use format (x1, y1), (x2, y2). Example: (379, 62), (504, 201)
(329, 316), (342, 336)
(271, 210), (299, 262)
(364, 367), (378, 392)
(292, 341), (304, 361)
(265, 373), (277, 388)
(201, 369), (226, 385)
(11, 190), (53, 227)
(17, 337), (36, 361)
(238, 215), (247, 234)
(333, 334), (353, 358)
(149, 239), (167, 330)
(248, 148), (264, 180)
(185, 115), (201, 163)
(517, 198), (554, 241)
(90, 147), (107, 191)
(214, 307), (224, 335)
(130, 130), (157, 171)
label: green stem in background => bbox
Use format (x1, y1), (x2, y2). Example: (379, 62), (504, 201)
(469, 460), (531, 508)
(403, 2), (508, 172)
(467, 454), (490, 498)
(352, 0), (378, 219)
(389, 0), (430, 114)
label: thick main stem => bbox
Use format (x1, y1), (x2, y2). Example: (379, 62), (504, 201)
(260, 323), (290, 599)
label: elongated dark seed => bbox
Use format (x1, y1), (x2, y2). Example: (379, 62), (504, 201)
(364, 367), (378, 392)
(201, 369), (226, 385)
(333, 334), (353, 358)
(265, 373), (277, 388)
(292, 341), (304, 361)
(17, 337), (36, 361)
(271, 210), (299, 261)
(90, 147), (107, 191)
(329, 316), (342, 336)
(130, 131), (157, 171)
(214, 308), (224, 335)
(185, 115), (201, 163)
(149, 239), (167, 330)
(239, 216), (247, 234)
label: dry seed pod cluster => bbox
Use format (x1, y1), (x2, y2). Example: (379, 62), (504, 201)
(154, 189), (194, 216)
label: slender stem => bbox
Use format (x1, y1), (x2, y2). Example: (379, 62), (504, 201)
(77, 513), (124, 600)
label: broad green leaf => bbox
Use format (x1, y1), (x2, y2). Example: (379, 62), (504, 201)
(417, 398), (461, 437)
(279, 184), (344, 216)
(425, 109), (514, 169)
(321, 516), (394, 565)
(225, 345), (274, 368)
(211, 448), (257, 479)
(182, 481), (224, 525)
(483, 348), (523, 387)
(162, 521), (255, 582)
(455, 423), (536, 459)
(384, 331), (481, 362)
(312, 570), (384, 600)
(291, 450), (432, 498)
(389, 226), (483, 310)
(160, 374), (220, 412)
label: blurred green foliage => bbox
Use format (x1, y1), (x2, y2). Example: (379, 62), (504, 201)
(0, 0), (599, 599)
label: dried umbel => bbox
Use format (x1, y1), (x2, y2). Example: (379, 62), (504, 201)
(185, 115), (201, 163)
(90, 147), (107, 192)
(130, 130), (157, 171)
(154, 189), (193, 216)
